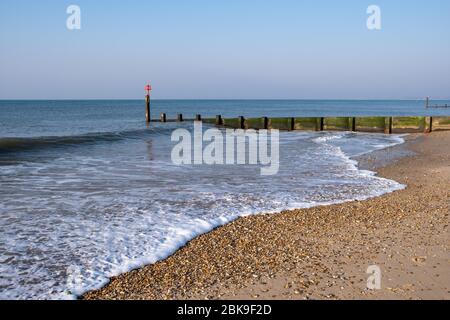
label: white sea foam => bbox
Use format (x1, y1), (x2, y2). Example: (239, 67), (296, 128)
(0, 130), (406, 299)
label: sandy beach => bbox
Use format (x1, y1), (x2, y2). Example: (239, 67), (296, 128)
(83, 131), (449, 300)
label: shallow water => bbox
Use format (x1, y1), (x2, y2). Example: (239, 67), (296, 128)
(0, 100), (414, 299)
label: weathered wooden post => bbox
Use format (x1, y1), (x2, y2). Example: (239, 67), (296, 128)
(195, 114), (202, 121)
(316, 117), (324, 131)
(349, 117), (356, 132)
(160, 113), (167, 122)
(145, 84), (152, 123)
(262, 117), (268, 129)
(384, 117), (393, 134)
(288, 117), (295, 131)
(238, 116), (245, 129)
(216, 115), (223, 126)
(177, 114), (183, 122)
(425, 116), (433, 133)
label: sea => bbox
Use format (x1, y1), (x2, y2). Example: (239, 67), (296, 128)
(0, 99), (449, 299)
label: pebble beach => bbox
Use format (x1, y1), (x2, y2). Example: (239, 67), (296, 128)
(83, 131), (450, 300)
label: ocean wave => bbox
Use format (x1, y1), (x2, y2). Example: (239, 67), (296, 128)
(0, 126), (181, 153)
(0, 130), (407, 299)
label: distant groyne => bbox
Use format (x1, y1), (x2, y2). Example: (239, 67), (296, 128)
(154, 115), (450, 133)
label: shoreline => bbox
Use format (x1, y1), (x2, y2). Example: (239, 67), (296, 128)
(83, 132), (449, 300)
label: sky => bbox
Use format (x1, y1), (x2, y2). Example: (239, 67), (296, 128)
(0, 0), (449, 99)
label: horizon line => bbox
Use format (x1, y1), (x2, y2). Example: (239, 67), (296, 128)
(1, 98), (448, 101)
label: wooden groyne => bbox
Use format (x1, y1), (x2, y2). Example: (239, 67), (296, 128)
(425, 97), (450, 109)
(143, 93), (449, 133)
(154, 114), (450, 133)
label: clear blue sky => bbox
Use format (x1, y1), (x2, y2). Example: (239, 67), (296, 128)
(1, 0), (449, 99)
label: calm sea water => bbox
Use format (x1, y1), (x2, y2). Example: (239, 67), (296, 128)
(1, 99), (449, 138)
(0, 100), (448, 299)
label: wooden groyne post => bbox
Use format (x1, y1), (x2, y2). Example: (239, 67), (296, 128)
(145, 84), (152, 123)
(288, 117), (295, 131)
(384, 117), (393, 134)
(350, 117), (356, 132)
(316, 117), (324, 131)
(238, 116), (245, 129)
(216, 115), (223, 126)
(262, 117), (269, 129)
(425, 116), (433, 133)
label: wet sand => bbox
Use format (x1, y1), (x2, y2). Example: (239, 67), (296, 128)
(84, 131), (450, 300)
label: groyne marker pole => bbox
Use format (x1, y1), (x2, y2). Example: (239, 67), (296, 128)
(145, 84), (152, 123)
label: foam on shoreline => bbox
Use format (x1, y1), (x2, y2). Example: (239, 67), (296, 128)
(74, 133), (406, 299)
(0, 130), (406, 300)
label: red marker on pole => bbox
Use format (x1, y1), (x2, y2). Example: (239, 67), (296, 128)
(145, 84), (152, 96)
(145, 84), (152, 123)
